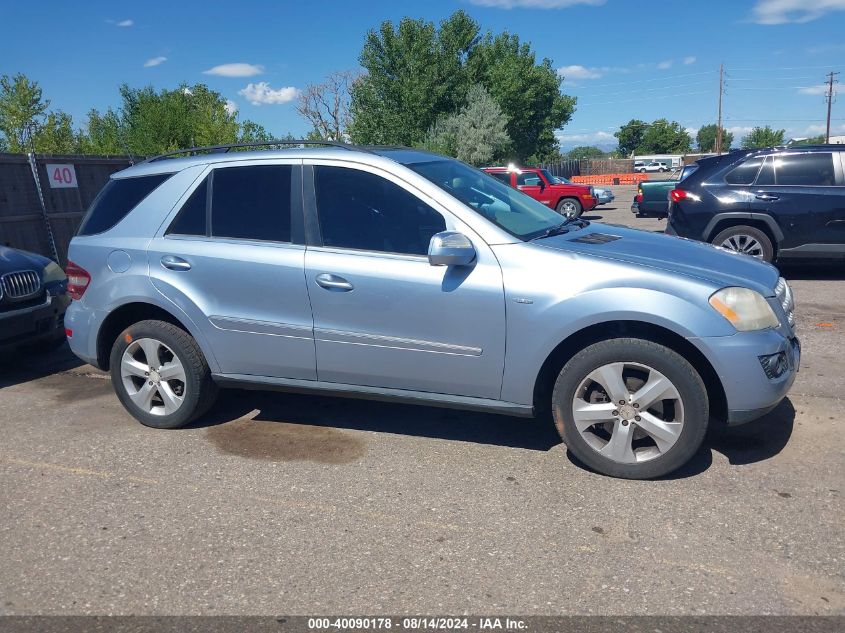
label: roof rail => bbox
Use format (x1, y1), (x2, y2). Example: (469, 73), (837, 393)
(143, 139), (370, 163)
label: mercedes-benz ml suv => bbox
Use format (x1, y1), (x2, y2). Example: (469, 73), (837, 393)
(65, 142), (799, 479)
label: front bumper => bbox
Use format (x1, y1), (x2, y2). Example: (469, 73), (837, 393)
(690, 329), (799, 426)
(0, 293), (70, 351)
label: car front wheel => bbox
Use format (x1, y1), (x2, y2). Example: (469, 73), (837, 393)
(556, 198), (583, 218)
(552, 338), (709, 479)
(109, 319), (218, 429)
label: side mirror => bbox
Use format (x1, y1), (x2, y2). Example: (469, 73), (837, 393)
(428, 231), (476, 267)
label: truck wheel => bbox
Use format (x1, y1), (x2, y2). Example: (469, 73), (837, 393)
(109, 319), (218, 429)
(711, 225), (774, 262)
(551, 338), (709, 479)
(556, 198), (582, 218)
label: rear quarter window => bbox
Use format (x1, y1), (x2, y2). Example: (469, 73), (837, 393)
(78, 173), (172, 236)
(724, 156), (765, 185)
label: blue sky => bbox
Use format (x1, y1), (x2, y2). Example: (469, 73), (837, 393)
(2, 0), (844, 150)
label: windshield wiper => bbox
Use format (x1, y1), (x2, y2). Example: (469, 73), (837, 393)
(530, 217), (589, 240)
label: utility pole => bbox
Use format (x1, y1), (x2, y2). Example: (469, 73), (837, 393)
(716, 63), (724, 154)
(824, 71), (839, 143)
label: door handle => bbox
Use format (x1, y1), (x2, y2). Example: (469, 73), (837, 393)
(161, 255), (191, 271)
(755, 193), (779, 201)
(315, 273), (353, 291)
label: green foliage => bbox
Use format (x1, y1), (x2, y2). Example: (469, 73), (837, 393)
(238, 120), (274, 144)
(741, 126), (785, 149)
(0, 73), (51, 151)
(31, 111), (78, 154)
(614, 119), (648, 157)
(696, 124), (734, 152)
(421, 84), (510, 165)
(566, 146), (606, 160)
(639, 119), (691, 154)
(791, 134), (826, 145)
(615, 118), (691, 155)
(349, 10), (575, 162)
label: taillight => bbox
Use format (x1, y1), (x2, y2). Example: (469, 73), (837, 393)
(635, 193), (643, 203)
(65, 261), (91, 300)
(669, 189), (687, 202)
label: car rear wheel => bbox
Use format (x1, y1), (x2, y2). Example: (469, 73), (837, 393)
(551, 338), (709, 479)
(711, 225), (774, 262)
(556, 198), (582, 218)
(109, 319), (218, 429)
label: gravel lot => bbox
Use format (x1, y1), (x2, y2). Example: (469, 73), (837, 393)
(1, 189), (843, 616)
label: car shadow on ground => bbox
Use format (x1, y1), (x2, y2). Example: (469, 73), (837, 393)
(193, 387), (795, 476)
(778, 261), (845, 281)
(0, 342), (83, 390)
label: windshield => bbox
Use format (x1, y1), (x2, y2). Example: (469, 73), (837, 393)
(540, 169), (572, 185)
(407, 159), (565, 240)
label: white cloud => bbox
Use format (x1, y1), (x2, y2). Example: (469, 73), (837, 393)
(238, 82), (299, 105)
(182, 87), (193, 96)
(203, 63), (265, 78)
(556, 130), (616, 144)
(797, 84), (830, 95)
(751, 0), (845, 24)
(683, 56), (697, 65)
(143, 56), (167, 68)
(657, 60), (673, 70)
(117, 19), (133, 27)
(468, 0), (605, 8)
(558, 64), (604, 80)
(224, 99), (238, 115)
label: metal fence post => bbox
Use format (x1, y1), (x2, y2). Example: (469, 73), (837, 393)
(27, 152), (60, 262)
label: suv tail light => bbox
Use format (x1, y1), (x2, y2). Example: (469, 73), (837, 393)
(65, 261), (91, 300)
(669, 189), (687, 202)
(635, 193), (643, 203)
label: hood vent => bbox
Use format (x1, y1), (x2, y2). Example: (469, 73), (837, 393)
(572, 233), (621, 245)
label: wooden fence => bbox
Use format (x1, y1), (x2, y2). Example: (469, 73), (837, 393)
(0, 153), (132, 264)
(539, 158), (636, 178)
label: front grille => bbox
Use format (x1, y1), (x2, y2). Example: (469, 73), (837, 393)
(774, 277), (795, 329)
(1, 270), (41, 300)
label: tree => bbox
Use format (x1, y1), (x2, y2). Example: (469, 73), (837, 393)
(76, 108), (124, 155)
(614, 119), (648, 157)
(421, 84), (510, 165)
(696, 124), (734, 152)
(348, 10), (575, 161)
(639, 119), (691, 154)
(742, 126), (785, 149)
(296, 71), (356, 141)
(31, 111), (78, 153)
(238, 120), (273, 144)
(468, 31), (575, 162)
(0, 73), (50, 151)
(567, 146), (606, 160)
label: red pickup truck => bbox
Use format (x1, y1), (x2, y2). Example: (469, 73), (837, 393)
(482, 166), (597, 218)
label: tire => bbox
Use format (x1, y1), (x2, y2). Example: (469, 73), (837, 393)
(711, 225), (774, 262)
(109, 319), (218, 429)
(556, 198), (583, 218)
(551, 338), (709, 479)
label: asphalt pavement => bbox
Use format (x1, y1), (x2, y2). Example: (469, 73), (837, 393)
(1, 192), (842, 615)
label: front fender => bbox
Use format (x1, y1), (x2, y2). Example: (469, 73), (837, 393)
(499, 287), (733, 405)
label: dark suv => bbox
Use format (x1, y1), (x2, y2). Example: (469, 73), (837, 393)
(666, 146), (845, 262)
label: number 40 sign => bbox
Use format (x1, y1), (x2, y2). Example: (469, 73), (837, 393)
(45, 163), (78, 188)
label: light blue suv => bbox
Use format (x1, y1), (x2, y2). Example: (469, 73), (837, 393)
(65, 142), (799, 479)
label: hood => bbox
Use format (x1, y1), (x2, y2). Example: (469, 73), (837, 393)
(537, 223), (780, 295)
(0, 246), (52, 274)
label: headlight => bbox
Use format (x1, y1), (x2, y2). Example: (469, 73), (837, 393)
(709, 287), (779, 331)
(42, 261), (66, 284)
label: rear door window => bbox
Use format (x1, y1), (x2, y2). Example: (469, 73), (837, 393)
(488, 172), (512, 186)
(772, 153), (835, 186)
(211, 165), (292, 242)
(78, 173), (172, 235)
(516, 173), (542, 187)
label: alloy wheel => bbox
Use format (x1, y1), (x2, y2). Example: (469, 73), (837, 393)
(120, 338), (187, 416)
(571, 362), (685, 464)
(720, 234), (764, 259)
(560, 201), (579, 218)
